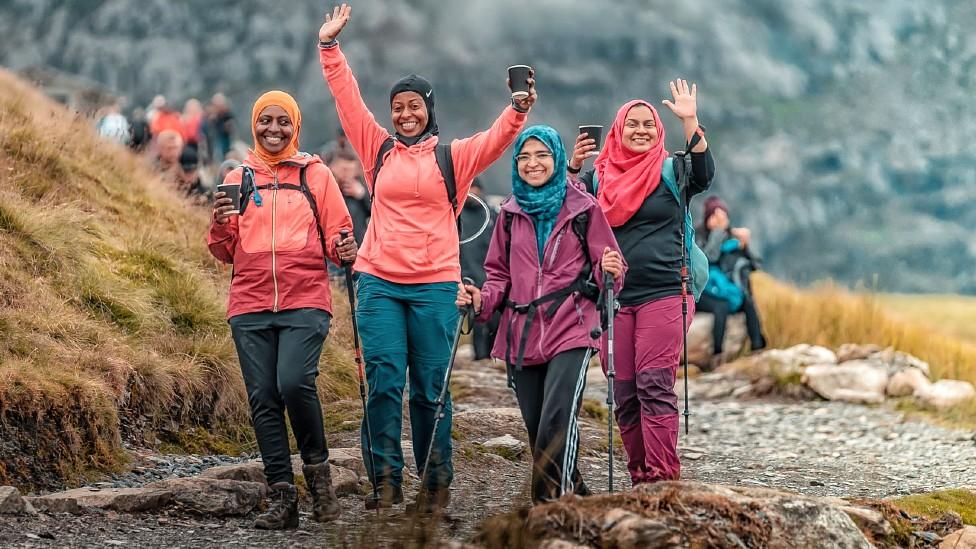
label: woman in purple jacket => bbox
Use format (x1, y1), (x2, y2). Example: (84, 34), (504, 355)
(457, 125), (624, 503)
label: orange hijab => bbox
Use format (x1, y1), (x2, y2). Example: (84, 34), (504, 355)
(250, 91), (301, 166)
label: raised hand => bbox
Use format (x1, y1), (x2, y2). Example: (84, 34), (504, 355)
(569, 132), (598, 171)
(319, 3), (352, 43)
(662, 79), (697, 121)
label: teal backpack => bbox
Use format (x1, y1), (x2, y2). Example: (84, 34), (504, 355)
(583, 157), (709, 300)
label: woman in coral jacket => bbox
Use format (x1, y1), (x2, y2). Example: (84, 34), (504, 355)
(318, 4), (535, 511)
(208, 90), (357, 530)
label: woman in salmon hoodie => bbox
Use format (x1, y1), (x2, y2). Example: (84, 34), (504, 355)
(208, 91), (356, 529)
(318, 4), (535, 511)
(457, 125), (624, 503)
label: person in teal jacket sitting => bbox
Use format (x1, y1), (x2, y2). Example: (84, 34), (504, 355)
(695, 196), (766, 370)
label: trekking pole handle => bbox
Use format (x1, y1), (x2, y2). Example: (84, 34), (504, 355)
(339, 229), (351, 267)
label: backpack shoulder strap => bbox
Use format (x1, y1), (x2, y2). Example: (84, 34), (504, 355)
(434, 143), (458, 215)
(661, 156), (679, 201)
(369, 137), (396, 199)
(298, 166), (329, 263)
(503, 210), (515, 267)
(239, 166), (258, 215)
(571, 212), (595, 288)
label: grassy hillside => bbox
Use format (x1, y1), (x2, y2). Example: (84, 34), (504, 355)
(0, 70), (358, 491)
(878, 294), (976, 345)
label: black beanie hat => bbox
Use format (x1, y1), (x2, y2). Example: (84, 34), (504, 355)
(389, 74), (438, 144)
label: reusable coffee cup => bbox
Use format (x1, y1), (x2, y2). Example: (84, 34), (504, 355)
(217, 183), (242, 214)
(507, 65), (532, 99)
(579, 125), (604, 150)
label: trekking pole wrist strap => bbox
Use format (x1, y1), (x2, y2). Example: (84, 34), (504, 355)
(685, 124), (706, 153)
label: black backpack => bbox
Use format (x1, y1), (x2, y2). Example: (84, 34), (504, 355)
(371, 137), (462, 234)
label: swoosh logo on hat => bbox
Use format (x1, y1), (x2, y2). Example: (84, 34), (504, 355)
(426, 90), (432, 98)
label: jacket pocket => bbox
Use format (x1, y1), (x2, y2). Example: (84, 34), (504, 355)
(369, 231), (432, 276)
(274, 191), (316, 252)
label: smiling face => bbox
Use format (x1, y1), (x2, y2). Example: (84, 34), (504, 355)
(391, 91), (428, 137)
(516, 138), (555, 187)
(622, 104), (659, 154)
(254, 105), (294, 154)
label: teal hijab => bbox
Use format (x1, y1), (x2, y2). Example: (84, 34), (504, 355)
(511, 125), (568, 260)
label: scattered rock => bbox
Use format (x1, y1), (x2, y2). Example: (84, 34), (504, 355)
(288, 455), (362, 497)
(29, 487), (172, 514)
(481, 435), (526, 459)
(940, 526), (976, 548)
(887, 367), (932, 397)
(145, 478), (265, 516)
(537, 541), (589, 549)
(870, 347), (931, 377)
(784, 344), (839, 366)
(803, 361), (889, 404)
(328, 447), (367, 477)
(836, 344), (883, 363)
(839, 505), (893, 540)
(0, 486), (36, 515)
(687, 312), (748, 366)
(200, 462), (266, 485)
(601, 508), (681, 548)
(915, 380), (976, 410)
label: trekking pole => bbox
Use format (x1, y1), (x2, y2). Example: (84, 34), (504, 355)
(418, 277), (474, 506)
(590, 271), (617, 493)
(340, 229), (380, 510)
(674, 152), (692, 435)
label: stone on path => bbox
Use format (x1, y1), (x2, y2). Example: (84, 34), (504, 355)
(289, 455), (362, 497)
(0, 486), (36, 515)
(481, 435), (526, 459)
(29, 486), (172, 514)
(803, 361), (888, 404)
(145, 478), (265, 516)
(686, 312), (748, 366)
(941, 526), (976, 549)
(200, 461), (266, 484)
(915, 380), (976, 410)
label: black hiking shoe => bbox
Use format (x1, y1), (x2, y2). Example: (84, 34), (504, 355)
(364, 483), (403, 510)
(254, 482), (299, 530)
(410, 486), (451, 514)
(303, 462), (340, 522)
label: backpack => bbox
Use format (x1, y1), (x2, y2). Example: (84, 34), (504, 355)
(582, 157), (709, 300)
(238, 164), (331, 269)
(499, 207), (600, 371)
(371, 137), (462, 234)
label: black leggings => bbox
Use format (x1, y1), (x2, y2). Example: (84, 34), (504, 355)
(696, 294), (766, 354)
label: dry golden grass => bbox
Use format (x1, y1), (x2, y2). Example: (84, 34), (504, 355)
(753, 273), (976, 386)
(0, 70), (357, 490)
(878, 293), (976, 345)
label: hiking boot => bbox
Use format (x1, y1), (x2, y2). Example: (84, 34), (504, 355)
(254, 482), (299, 530)
(303, 462), (340, 522)
(411, 486), (451, 514)
(364, 483), (403, 510)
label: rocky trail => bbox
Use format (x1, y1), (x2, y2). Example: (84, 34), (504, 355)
(1, 347), (975, 548)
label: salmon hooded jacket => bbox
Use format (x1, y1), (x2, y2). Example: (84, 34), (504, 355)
(207, 151), (353, 319)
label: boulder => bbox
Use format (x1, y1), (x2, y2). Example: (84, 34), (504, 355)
(915, 380), (976, 409)
(200, 461), (266, 484)
(28, 486), (172, 514)
(836, 343), (883, 363)
(145, 477), (265, 516)
(328, 447), (367, 477)
(870, 347), (931, 377)
(483, 481), (871, 548)
(802, 361), (889, 404)
(686, 312), (748, 366)
(0, 486), (36, 515)
(290, 455), (362, 497)
(784, 344), (838, 366)
(838, 505), (893, 539)
(886, 367), (931, 397)
(941, 526), (976, 549)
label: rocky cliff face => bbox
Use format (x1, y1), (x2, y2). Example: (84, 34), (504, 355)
(3, 0), (974, 292)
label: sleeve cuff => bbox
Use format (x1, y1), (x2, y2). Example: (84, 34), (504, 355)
(318, 39), (338, 49)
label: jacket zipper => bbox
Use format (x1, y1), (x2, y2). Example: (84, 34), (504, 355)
(271, 174), (280, 312)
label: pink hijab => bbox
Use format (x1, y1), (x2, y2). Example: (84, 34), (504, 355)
(593, 100), (669, 227)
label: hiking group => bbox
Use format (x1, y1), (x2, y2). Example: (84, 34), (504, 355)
(206, 3), (765, 530)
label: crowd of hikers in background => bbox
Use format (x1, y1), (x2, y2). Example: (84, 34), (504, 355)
(90, 2), (771, 530)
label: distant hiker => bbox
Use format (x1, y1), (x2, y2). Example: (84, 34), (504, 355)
(318, 3), (534, 511)
(153, 129), (184, 174)
(207, 93), (236, 163)
(207, 90), (357, 530)
(128, 107), (151, 152)
(458, 178), (498, 360)
(569, 81), (714, 486)
(95, 101), (130, 144)
(181, 98), (205, 152)
(149, 99), (182, 139)
(457, 125), (624, 503)
(327, 149), (371, 246)
(696, 196), (767, 369)
(175, 146), (211, 206)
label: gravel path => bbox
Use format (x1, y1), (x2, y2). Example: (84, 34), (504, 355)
(2, 355), (974, 547)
